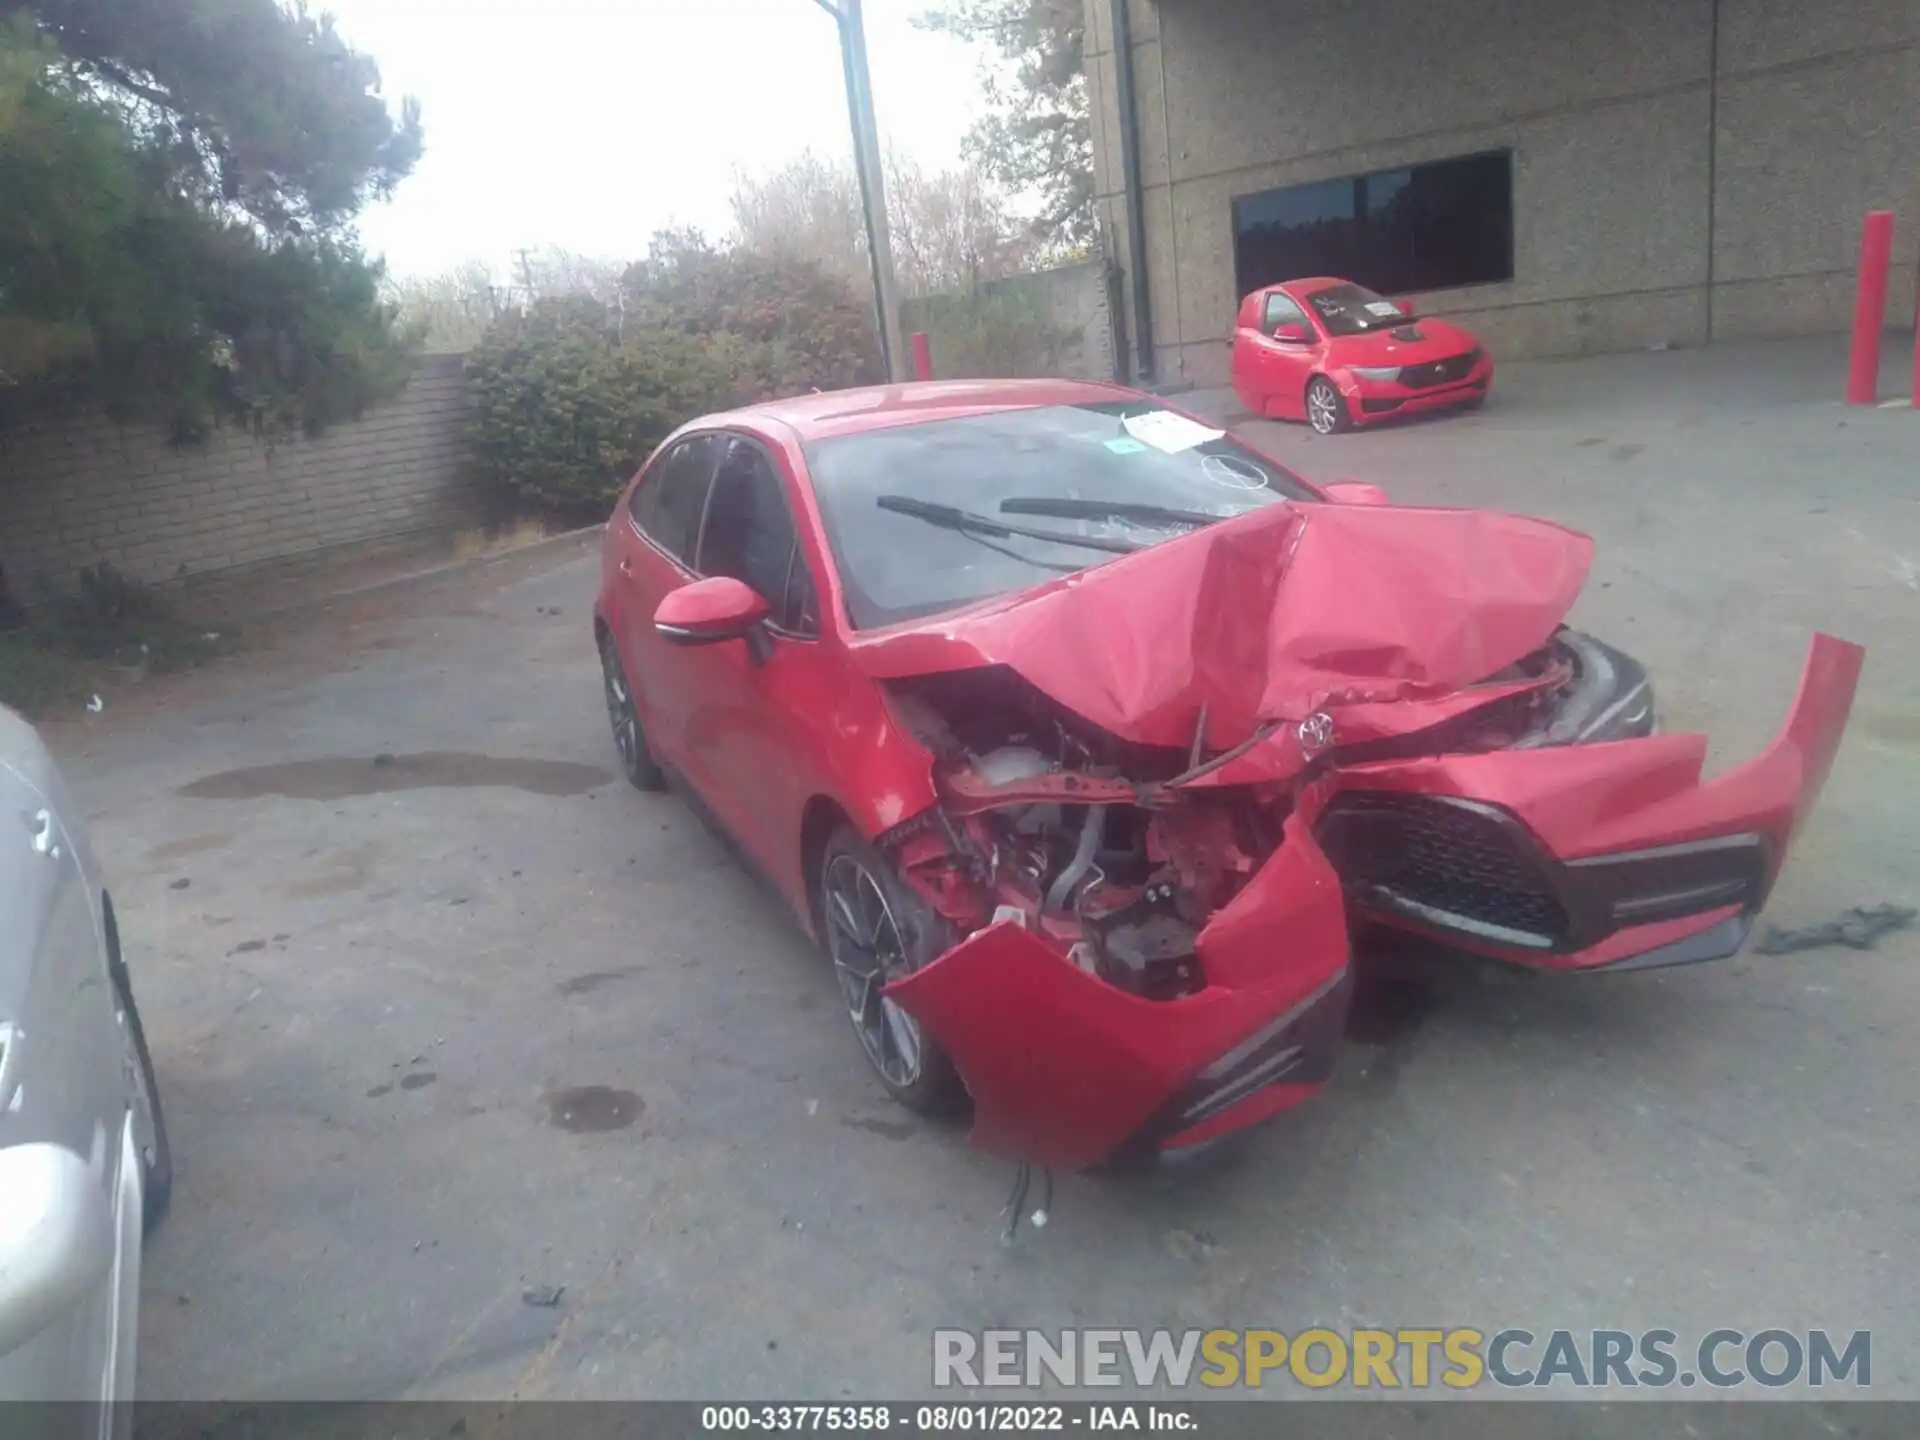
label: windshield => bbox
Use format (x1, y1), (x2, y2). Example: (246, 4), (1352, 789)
(803, 400), (1320, 630)
(1303, 282), (1408, 337)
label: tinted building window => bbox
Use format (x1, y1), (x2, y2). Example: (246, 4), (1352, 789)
(1232, 151), (1513, 298)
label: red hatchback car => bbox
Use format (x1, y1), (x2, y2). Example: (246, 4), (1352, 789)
(1231, 277), (1494, 433)
(593, 380), (1860, 1174)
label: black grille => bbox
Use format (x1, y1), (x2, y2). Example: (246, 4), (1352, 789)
(1317, 793), (1570, 946)
(1398, 351), (1478, 389)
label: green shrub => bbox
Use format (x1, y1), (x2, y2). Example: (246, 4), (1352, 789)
(622, 230), (883, 396)
(466, 297), (737, 515)
(466, 240), (885, 516)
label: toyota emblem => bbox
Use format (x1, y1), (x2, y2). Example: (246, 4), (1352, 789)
(1297, 712), (1335, 755)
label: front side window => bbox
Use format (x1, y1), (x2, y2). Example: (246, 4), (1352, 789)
(1262, 292), (1311, 334)
(804, 401), (1320, 631)
(632, 434), (718, 564)
(697, 438), (814, 634)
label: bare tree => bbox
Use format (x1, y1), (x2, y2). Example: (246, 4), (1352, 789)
(727, 150), (1037, 299)
(887, 153), (1038, 295)
(516, 247), (628, 304)
(386, 248), (629, 352)
(384, 260), (509, 353)
(728, 150), (869, 294)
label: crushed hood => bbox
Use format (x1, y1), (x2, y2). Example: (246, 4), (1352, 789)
(847, 501), (1594, 752)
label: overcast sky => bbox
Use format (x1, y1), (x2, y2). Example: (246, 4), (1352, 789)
(328, 0), (987, 279)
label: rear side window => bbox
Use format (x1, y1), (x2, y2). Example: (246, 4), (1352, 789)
(631, 435), (717, 564)
(698, 439), (814, 634)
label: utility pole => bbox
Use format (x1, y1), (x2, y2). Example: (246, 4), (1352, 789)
(812, 0), (909, 382)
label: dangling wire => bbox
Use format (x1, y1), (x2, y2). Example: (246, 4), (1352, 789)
(999, 1162), (1056, 1246)
(1000, 1161), (1031, 1247)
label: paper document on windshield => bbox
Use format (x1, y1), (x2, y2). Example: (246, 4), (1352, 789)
(1122, 411), (1224, 454)
(1365, 301), (1402, 316)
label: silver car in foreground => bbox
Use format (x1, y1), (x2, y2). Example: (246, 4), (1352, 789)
(0, 703), (170, 1423)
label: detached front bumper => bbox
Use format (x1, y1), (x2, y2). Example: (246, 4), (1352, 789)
(1319, 634), (1864, 972)
(884, 802), (1352, 1172)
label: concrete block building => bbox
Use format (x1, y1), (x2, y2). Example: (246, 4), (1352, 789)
(1084, 0), (1920, 385)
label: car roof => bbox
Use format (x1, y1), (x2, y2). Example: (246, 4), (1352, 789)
(1275, 277), (1349, 298)
(699, 377), (1140, 443)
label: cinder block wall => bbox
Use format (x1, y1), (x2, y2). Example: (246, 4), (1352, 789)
(0, 355), (483, 602)
(1087, 0), (1920, 384)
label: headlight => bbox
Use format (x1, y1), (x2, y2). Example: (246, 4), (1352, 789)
(1349, 366), (1401, 382)
(1515, 631), (1658, 747)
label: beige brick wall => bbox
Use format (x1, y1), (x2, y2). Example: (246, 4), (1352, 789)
(0, 354), (484, 602)
(1089, 0), (1920, 382)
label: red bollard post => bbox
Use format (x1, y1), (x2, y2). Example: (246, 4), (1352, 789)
(1846, 210), (1894, 405)
(910, 331), (934, 382)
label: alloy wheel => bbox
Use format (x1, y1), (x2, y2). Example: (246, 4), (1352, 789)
(1307, 380), (1341, 435)
(822, 853), (924, 1088)
(600, 637), (640, 776)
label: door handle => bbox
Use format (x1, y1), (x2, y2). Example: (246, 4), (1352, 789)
(28, 808), (60, 859)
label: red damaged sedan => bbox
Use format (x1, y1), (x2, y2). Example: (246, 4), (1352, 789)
(1231, 277), (1494, 433)
(593, 380), (1861, 1174)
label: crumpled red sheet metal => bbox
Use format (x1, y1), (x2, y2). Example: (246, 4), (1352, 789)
(848, 502), (1594, 753)
(884, 799), (1350, 1170)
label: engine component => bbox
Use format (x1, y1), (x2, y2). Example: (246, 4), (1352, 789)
(1044, 805), (1108, 915)
(973, 746), (1052, 786)
(1086, 881), (1202, 999)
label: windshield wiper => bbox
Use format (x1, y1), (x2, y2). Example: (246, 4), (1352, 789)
(998, 497), (1230, 529)
(875, 494), (1139, 554)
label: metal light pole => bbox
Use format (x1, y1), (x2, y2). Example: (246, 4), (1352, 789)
(812, 0), (909, 382)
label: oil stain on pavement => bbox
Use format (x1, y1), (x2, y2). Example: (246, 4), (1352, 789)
(179, 753), (613, 800)
(546, 1086), (643, 1133)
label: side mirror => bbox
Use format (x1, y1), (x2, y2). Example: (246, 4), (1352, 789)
(1321, 480), (1392, 507)
(1271, 322), (1312, 344)
(654, 576), (771, 647)
(1398, 300), (1417, 318)
(0, 1144), (115, 1358)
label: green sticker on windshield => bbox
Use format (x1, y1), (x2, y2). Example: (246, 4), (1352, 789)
(1105, 436), (1150, 455)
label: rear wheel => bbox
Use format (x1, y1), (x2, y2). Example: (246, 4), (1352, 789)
(817, 827), (966, 1115)
(599, 630), (665, 791)
(1306, 376), (1351, 435)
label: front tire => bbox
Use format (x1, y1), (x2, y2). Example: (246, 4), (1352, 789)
(599, 630), (666, 792)
(817, 827), (967, 1115)
(110, 958), (172, 1232)
(1306, 376), (1352, 435)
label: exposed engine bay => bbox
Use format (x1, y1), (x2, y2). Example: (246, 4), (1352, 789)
(875, 628), (1655, 1002)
